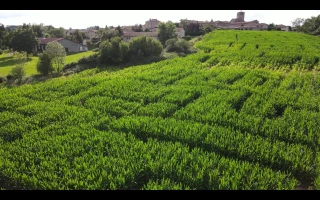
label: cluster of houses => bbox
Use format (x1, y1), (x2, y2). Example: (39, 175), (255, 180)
(122, 19), (185, 42)
(7, 11), (291, 53)
(184, 11), (290, 31)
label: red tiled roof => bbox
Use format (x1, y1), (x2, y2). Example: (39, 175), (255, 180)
(38, 37), (64, 44)
(123, 32), (158, 37)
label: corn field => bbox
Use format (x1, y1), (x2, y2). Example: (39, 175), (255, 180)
(1, 31), (320, 190)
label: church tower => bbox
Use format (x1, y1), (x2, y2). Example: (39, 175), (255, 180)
(236, 11), (245, 22)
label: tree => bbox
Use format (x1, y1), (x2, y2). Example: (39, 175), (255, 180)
(10, 51), (27, 81)
(43, 32), (51, 38)
(165, 38), (192, 54)
(292, 18), (305, 32)
(67, 30), (83, 43)
(157, 21), (177, 46)
(115, 26), (124, 36)
(180, 19), (188, 30)
(98, 36), (129, 65)
(0, 23), (8, 50)
(267, 23), (276, 31)
(200, 24), (214, 35)
(132, 24), (143, 32)
(32, 23), (44, 37)
(101, 29), (118, 41)
(186, 22), (201, 36)
(45, 41), (66, 73)
(301, 15), (320, 35)
(10, 28), (39, 56)
(36, 52), (54, 75)
(129, 35), (163, 58)
(49, 27), (65, 38)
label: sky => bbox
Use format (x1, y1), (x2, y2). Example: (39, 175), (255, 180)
(1, 10), (319, 29)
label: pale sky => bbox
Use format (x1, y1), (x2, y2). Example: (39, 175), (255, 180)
(1, 10), (319, 29)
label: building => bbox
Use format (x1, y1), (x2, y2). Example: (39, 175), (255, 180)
(212, 11), (268, 30)
(275, 24), (290, 32)
(36, 38), (88, 53)
(145, 19), (161, 29)
(86, 30), (97, 39)
(185, 11), (269, 31)
(123, 27), (185, 43)
(176, 28), (185, 38)
(150, 27), (185, 38)
(230, 11), (245, 22)
(122, 32), (159, 42)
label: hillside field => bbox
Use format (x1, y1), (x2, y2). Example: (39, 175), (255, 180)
(1, 31), (320, 190)
(0, 51), (96, 76)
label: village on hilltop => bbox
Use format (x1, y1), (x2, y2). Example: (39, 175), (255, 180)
(4, 11), (291, 53)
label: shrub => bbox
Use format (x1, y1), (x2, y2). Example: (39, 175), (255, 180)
(129, 35), (163, 58)
(182, 36), (192, 41)
(37, 52), (54, 75)
(0, 76), (4, 83)
(165, 38), (192, 54)
(6, 74), (13, 80)
(10, 65), (25, 80)
(77, 54), (98, 69)
(98, 37), (129, 65)
(0, 49), (3, 55)
(62, 62), (77, 71)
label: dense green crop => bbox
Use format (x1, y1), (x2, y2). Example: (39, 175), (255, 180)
(196, 30), (320, 70)
(1, 31), (320, 190)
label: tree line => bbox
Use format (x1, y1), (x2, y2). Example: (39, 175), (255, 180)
(292, 14), (320, 35)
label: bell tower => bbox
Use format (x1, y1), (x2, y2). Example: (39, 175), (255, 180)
(236, 10), (245, 22)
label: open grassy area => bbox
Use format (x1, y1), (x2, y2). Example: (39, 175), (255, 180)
(0, 51), (96, 76)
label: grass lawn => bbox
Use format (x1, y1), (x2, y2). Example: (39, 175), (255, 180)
(0, 51), (96, 76)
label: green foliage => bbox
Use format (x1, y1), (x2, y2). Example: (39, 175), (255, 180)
(292, 18), (305, 32)
(301, 15), (320, 36)
(0, 50), (95, 76)
(66, 30), (84, 43)
(63, 54), (99, 72)
(98, 37), (129, 65)
(158, 21), (177, 46)
(9, 51), (27, 80)
(129, 35), (163, 58)
(165, 38), (195, 54)
(36, 52), (54, 75)
(0, 23), (8, 50)
(48, 27), (64, 38)
(45, 41), (66, 73)
(195, 30), (320, 70)
(182, 36), (192, 41)
(31, 23), (44, 37)
(10, 66), (25, 81)
(2, 31), (320, 190)
(185, 22), (201, 36)
(10, 28), (39, 55)
(14, 51), (28, 68)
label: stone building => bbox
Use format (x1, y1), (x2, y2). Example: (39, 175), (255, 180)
(145, 19), (161, 29)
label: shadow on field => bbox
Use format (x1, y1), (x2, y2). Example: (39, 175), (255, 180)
(0, 57), (32, 68)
